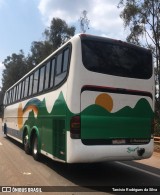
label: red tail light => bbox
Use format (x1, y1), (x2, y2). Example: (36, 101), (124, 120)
(70, 115), (81, 139)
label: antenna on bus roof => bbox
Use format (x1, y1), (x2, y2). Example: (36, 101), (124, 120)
(79, 10), (90, 34)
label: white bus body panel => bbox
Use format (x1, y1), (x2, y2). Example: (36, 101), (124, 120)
(67, 132), (154, 163)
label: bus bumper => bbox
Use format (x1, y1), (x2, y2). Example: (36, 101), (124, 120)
(66, 132), (154, 163)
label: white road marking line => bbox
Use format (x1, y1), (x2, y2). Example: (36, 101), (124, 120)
(22, 172), (31, 175)
(0, 142), (3, 146)
(116, 161), (160, 178)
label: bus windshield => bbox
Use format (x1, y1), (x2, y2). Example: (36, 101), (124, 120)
(81, 38), (152, 79)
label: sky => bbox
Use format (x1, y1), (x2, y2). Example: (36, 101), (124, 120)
(0, 0), (127, 88)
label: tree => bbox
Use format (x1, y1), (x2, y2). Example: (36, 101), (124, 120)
(118, 0), (160, 135)
(28, 18), (76, 66)
(44, 18), (76, 50)
(1, 18), (76, 93)
(79, 10), (90, 33)
(118, 0), (160, 98)
(0, 90), (4, 116)
(2, 50), (29, 92)
(27, 41), (53, 66)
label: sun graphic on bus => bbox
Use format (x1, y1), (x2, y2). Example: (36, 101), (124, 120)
(95, 93), (113, 112)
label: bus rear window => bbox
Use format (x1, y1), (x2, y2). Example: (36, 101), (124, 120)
(81, 39), (152, 79)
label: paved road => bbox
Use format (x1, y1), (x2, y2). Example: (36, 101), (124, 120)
(0, 128), (160, 194)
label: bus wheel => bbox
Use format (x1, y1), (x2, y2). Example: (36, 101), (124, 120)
(24, 134), (31, 154)
(32, 135), (40, 161)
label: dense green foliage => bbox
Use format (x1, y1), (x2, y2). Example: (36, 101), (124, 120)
(118, 0), (160, 136)
(2, 50), (31, 92)
(1, 18), (75, 92)
(0, 18), (75, 116)
(44, 18), (76, 50)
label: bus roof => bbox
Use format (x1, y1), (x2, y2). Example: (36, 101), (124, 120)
(5, 33), (151, 92)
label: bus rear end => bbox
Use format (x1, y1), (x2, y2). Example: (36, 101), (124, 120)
(67, 34), (154, 163)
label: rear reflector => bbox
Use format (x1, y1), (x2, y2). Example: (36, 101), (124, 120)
(70, 115), (81, 139)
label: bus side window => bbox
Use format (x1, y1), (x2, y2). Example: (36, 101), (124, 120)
(21, 80), (25, 99)
(15, 85), (18, 101)
(50, 59), (55, 88)
(15, 85), (19, 101)
(15, 86), (17, 101)
(3, 93), (7, 105)
(38, 66), (45, 92)
(10, 90), (12, 104)
(8, 91), (10, 104)
(9, 90), (11, 104)
(6, 92), (9, 105)
(63, 48), (69, 72)
(55, 53), (62, 86)
(33, 69), (39, 95)
(12, 87), (16, 102)
(24, 77), (29, 97)
(11, 89), (13, 104)
(6, 93), (8, 105)
(55, 49), (69, 86)
(7, 92), (9, 105)
(29, 74), (33, 96)
(44, 62), (50, 90)
(18, 82), (22, 100)
(56, 53), (63, 75)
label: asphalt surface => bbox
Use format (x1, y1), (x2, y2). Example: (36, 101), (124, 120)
(0, 126), (160, 195)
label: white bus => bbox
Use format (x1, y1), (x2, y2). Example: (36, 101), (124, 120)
(2, 34), (154, 163)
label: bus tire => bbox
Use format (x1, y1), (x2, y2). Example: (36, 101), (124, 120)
(32, 135), (40, 161)
(24, 134), (31, 154)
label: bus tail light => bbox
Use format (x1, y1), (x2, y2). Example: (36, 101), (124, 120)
(70, 116), (81, 139)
